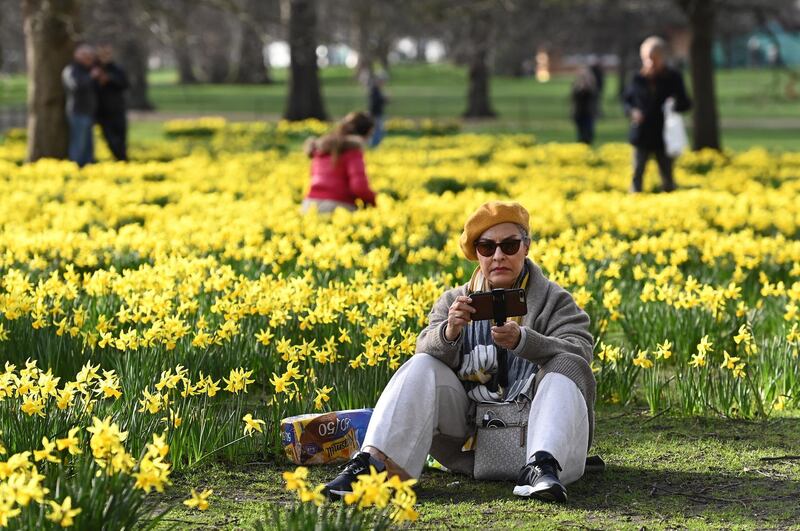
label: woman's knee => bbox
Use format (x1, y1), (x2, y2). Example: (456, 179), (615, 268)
(541, 352), (594, 376)
(398, 353), (462, 389)
(538, 353), (596, 395)
(403, 353), (449, 372)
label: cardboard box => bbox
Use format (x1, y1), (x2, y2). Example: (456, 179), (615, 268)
(281, 408), (373, 465)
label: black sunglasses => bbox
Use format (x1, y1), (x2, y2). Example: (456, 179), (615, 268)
(474, 238), (526, 258)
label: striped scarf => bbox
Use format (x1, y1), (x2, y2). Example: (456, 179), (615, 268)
(458, 259), (538, 403)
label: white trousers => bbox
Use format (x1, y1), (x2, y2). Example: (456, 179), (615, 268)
(362, 353), (589, 483)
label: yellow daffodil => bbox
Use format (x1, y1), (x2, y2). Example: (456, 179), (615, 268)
(720, 351), (741, 370)
(632, 350), (653, 369)
(655, 340), (672, 360)
(689, 353), (706, 368)
(282, 467), (308, 491)
(46, 496), (82, 527)
(183, 488), (212, 511)
(313, 386), (334, 410)
(242, 413), (265, 436)
(56, 427), (82, 456)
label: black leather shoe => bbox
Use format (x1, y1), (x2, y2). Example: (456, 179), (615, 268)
(322, 451), (385, 500)
(512, 451), (567, 503)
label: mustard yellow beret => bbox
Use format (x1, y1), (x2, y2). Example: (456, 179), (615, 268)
(459, 201), (530, 261)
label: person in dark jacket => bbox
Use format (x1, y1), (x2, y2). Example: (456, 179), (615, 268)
(622, 36), (692, 193)
(62, 44), (100, 167)
(589, 56), (604, 116)
(95, 44), (130, 161)
(368, 72), (388, 148)
(571, 67), (598, 144)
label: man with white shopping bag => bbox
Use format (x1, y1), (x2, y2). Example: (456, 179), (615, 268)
(623, 36), (692, 193)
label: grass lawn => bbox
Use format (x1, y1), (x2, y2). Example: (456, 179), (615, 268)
(153, 408), (800, 530)
(5, 64), (800, 150)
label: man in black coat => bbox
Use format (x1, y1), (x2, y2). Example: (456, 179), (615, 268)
(571, 67), (598, 144)
(95, 44), (130, 161)
(622, 37), (691, 193)
(589, 56), (604, 117)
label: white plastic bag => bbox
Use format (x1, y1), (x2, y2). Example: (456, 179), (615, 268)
(663, 99), (688, 158)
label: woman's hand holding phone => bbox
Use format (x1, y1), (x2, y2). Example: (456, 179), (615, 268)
(445, 296), (475, 341)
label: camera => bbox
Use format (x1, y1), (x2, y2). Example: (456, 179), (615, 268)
(469, 288), (527, 325)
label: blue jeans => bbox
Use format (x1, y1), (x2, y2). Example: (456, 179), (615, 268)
(68, 113), (94, 167)
(369, 115), (385, 148)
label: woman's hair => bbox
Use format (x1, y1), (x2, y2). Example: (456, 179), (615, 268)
(515, 223), (531, 243)
(640, 36), (666, 58)
(305, 111), (375, 161)
(338, 111), (375, 138)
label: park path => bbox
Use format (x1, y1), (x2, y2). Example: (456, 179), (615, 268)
(129, 110), (800, 130)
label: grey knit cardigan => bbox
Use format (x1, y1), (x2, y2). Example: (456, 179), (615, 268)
(415, 259), (597, 448)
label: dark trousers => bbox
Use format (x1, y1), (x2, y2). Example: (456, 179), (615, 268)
(631, 146), (675, 192)
(98, 113), (128, 161)
(574, 115), (595, 145)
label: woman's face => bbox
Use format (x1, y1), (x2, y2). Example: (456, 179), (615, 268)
(641, 47), (664, 76)
(475, 222), (529, 289)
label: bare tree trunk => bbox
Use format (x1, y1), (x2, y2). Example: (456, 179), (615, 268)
(284, 0), (326, 121)
(174, 33), (197, 84)
(22, 0), (78, 162)
(415, 37), (427, 62)
(119, 35), (154, 110)
(191, 4), (235, 83)
(720, 32), (735, 68)
(205, 58), (231, 83)
(375, 34), (391, 73)
(160, 0), (197, 84)
(680, 0), (720, 150)
(234, 18), (270, 84)
(463, 10), (496, 118)
(353, 1), (374, 80)
(617, 43), (630, 99)
(171, 13), (196, 84)
(615, 8), (638, 100)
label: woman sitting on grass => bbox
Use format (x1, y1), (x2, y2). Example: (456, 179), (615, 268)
(301, 111), (377, 214)
(324, 201), (596, 503)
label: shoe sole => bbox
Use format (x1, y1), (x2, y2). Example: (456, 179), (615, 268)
(326, 489), (351, 501)
(513, 484), (568, 503)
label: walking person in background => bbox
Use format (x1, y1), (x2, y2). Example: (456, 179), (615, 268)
(589, 57), (604, 117)
(368, 72), (388, 148)
(95, 43), (130, 161)
(623, 36), (692, 193)
(301, 111), (377, 214)
(571, 67), (598, 145)
(62, 44), (100, 167)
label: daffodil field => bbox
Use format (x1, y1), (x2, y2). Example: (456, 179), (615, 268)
(0, 118), (799, 528)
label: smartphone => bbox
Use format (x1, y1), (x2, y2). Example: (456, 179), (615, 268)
(469, 289), (527, 322)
